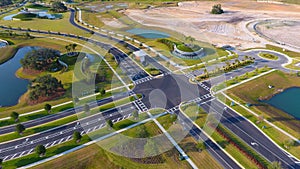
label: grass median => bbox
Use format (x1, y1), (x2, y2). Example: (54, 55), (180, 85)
(180, 103), (267, 169)
(0, 92), (112, 128)
(0, 95), (137, 143)
(2, 114), (147, 169)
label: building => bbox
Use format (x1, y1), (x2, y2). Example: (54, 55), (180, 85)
(133, 50), (147, 65)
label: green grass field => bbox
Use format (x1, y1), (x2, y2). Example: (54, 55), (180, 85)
(2, 115), (146, 169)
(220, 93), (300, 160)
(0, 12), (89, 36)
(258, 52), (278, 60)
(227, 70), (300, 131)
(31, 118), (191, 169)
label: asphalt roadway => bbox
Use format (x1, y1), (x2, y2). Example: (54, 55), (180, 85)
(0, 92), (130, 135)
(200, 99), (300, 169)
(0, 103), (136, 161)
(1, 8), (298, 169)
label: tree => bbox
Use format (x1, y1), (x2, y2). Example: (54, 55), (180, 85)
(0, 0), (12, 7)
(83, 104), (90, 113)
(10, 111), (19, 122)
(20, 48), (61, 71)
(268, 161), (282, 169)
(51, 2), (67, 13)
(44, 104), (52, 113)
(211, 4), (224, 14)
(100, 88), (106, 96)
(35, 145), (46, 157)
(133, 110), (139, 120)
(15, 124), (25, 135)
(106, 119), (113, 130)
(28, 75), (64, 102)
(73, 131), (82, 143)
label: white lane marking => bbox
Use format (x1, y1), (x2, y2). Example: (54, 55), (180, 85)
(11, 153), (18, 159)
(3, 155), (10, 161)
(20, 151), (26, 157)
(51, 141), (57, 147)
(66, 136), (72, 140)
(59, 138), (64, 144)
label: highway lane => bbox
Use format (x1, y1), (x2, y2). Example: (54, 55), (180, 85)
(0, 103), (137, 161)
(174, 109), (242, 169)
(200, 99), (300, 169)
(0, 92), (130, 135)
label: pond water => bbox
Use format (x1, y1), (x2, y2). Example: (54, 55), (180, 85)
(126, 28), (170, 39)
(263, 87), (300, 119)
(3, 13), (18, 20)
(0, 46), (37, 107)
(3, 11), (62, 21)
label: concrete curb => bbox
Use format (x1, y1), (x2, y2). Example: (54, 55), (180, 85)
(220, 92), (300, 162)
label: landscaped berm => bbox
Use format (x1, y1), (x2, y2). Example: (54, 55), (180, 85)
(173, 43), (205, 59)
(158, 38), (205, 59)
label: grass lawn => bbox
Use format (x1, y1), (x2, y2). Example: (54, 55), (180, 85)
(0, 114), (78, 143)
(0, 12), (89, 36)
(284, 59), (300, 70)
(213, 67), (271, 92)
(220, 94), (300, 160)
(30, 116), (191, 169)
(176, 44), (201, 52)
(81, 10), (105, 28)
(258, 52), (278, 60)
(266, 44), (300, 59)
(0, 34), (124, 118)
(0, 36), (76, 65)
(0, 95), (138, 143)
(0, 45), (18, 64)
(227, 70), (300, 135)
(178, 136), (223, 169)
(2, 114), (147, 169)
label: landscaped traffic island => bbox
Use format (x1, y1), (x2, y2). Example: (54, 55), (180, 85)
(258, 52), (278, 60)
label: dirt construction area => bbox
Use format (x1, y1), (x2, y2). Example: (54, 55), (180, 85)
(124, 0), (300, 49)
